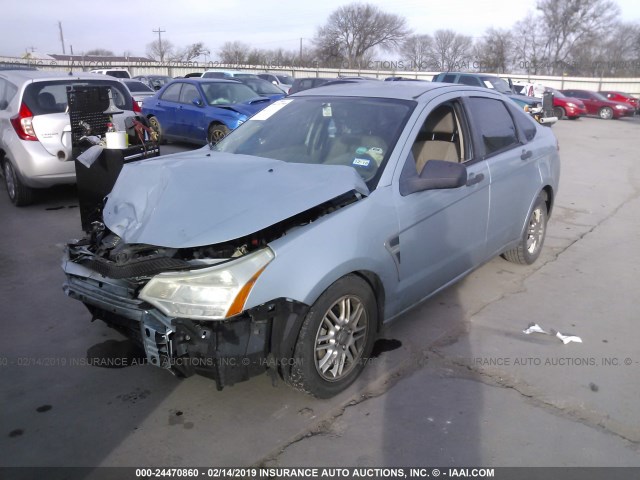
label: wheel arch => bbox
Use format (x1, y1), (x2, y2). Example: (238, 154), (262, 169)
(541, 185), (554, 216)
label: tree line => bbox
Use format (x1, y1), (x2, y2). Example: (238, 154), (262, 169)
(218, 0), (640, 77)
(89, 0), (639, 77)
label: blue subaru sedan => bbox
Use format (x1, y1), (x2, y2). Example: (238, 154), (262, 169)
(141, 78), (273, 145)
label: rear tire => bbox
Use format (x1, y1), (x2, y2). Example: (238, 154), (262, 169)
(148, 116), (166, 144)
(503, 193), (548, 265)
(286, 275), (377, 398)
(2, 160), (34, 206)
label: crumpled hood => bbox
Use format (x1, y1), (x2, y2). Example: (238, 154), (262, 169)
(103, 151), (369, 248)
(216, 99), (271, 118)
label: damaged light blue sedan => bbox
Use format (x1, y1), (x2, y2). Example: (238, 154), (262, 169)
(62, 82), (560, 398)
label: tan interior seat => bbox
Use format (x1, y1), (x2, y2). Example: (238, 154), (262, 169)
(413, 105), (460, 174)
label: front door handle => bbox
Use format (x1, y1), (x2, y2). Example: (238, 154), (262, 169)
(521, 149), (533, 160)
(466, 173), (484, 186)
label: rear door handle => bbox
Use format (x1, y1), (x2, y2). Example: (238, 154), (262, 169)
(466, 173), (484, 186)
(521, 149), (533, 160)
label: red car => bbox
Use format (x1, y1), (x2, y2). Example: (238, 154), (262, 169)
(561, 89), (635, 119)
(599, 91), (639, 114)
(546, 88), (587, 119)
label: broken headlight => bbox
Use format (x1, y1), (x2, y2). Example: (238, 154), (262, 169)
(139, 248), (274, 320)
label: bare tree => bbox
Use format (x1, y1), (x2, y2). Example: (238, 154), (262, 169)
(473, 28), (513, 73)
(173, 42), (209, 62)
(400, 34), (432, 70)
(512, 14), (548, 74)
(146, 39), (175, 62)
(218, 41), (250, 64)
(314, 3), (410, 68)
(85, 48), (115, 56)
(602, 22), (640, 76)
(537, 0), (619, 74)
(430, 30), (472, 71)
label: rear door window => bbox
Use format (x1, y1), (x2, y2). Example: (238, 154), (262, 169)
(160, 83), (182, 102)
(465, 97), (519, 157)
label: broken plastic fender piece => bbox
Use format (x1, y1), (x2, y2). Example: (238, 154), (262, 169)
(523, 322), (582, 344)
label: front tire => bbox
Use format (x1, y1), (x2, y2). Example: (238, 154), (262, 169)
(503, 193), (548, 265)
(553, 106), (565, 119)
(148, 116), (166, 144)
(208, 123), (229, 146)
(2, 160), (34, 206)
(287, 275), (377, 398)
(599, 107), (613, 120)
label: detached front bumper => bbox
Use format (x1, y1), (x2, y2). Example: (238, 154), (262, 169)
(63, 257), (308, 390)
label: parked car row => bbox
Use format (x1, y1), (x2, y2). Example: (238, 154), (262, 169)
(511, 80), (636, 120)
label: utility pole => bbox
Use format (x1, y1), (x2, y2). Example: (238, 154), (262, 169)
(58, 21), (66, 54)
(152, 27), (166, 61)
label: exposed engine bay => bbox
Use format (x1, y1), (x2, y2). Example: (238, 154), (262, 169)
(62, 190), (362, 389)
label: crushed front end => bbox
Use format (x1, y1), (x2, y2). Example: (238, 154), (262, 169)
(62, 222), (308, 390)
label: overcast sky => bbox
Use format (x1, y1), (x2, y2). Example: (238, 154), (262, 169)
(2, 0), (639, 59)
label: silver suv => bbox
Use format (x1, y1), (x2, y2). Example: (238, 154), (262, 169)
(0, 69), (136, 206)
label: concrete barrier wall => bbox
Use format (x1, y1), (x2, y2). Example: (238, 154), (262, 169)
(2, 56), (639, 96)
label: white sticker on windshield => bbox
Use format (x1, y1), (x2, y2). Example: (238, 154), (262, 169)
(250, 99), (294, 121)
(352, 158), (371, 167)
(323, 104), (332, 117)
(483, 81), (494, 89)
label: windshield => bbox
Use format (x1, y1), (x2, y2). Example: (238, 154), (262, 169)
(481, 77), (512, 94)
(238, 78), (284, 95)
(214, 96), (415, 189)
(200, 82), (260, 105)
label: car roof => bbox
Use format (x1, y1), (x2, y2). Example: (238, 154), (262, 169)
(438, 72), (501, 79)
(203, 69), (255, 75)
(0, 69), (124, 83)
(293, 80), (473, 100)
(172, 78), (242, 84)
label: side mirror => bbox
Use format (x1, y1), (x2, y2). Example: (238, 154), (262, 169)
(400, 160), (467, 195)
(272, 80), (278, 85)
(153, 85), (162, 91)
(192, 98), (204, 107)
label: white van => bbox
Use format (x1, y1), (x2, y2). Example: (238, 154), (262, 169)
(90, 68), (131, 79)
